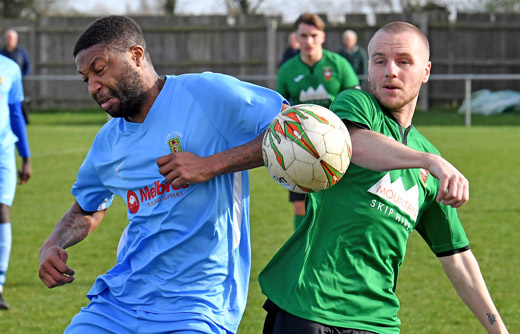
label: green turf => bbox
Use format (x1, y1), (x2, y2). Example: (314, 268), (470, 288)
(1, 109), (518, 333)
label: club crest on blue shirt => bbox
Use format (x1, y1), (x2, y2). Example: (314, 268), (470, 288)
(168, 137), (182, 153)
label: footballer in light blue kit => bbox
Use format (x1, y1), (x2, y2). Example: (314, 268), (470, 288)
(0, 54), (31, 310)
(38, 16), (287, 334)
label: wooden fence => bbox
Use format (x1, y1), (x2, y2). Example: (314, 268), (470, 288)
(1, 12), (519, 109)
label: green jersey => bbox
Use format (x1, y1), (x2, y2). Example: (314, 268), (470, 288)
(276, 49), (359, 108)
(259, 89), (469, 334)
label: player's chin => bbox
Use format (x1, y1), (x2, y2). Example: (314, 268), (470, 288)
(104, 106), (124, 118)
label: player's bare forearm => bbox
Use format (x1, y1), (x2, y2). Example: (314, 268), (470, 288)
(157, 133), (265, 187)
(18, 157), (31, 184)
(348, 125), (432, 171)
(347, 125), (469, 207)
(211, 133), (266, 174)
(157, 103), (290, 187)
(439, 251), (509, 334)
(43, 201), (105, 250)
(39, 202), (106, 288)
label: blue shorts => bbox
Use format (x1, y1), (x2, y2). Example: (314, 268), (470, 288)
(0, 145), (16, 206)
(65, 290), (233, 334)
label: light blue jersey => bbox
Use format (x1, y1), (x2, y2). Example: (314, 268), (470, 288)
(0, 55), (24, 152)
(71, 72), (284, 332)
(0, 55), (25, 206)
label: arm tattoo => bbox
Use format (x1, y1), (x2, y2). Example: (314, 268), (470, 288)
(222, 134), (264, 173)
(486, 313), (497, 325)
(56, 207), (91, 249)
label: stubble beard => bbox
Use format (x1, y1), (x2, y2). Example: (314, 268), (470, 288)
(369, 81), (421, 113)
(106, 61), (148, 119)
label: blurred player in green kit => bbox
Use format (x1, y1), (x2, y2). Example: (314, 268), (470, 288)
(276, 12), (359, 229)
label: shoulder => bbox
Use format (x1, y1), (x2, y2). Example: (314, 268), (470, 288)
(279, 55), (301, 72)
(331, 89), (380, 118)
(323, 49), (346, 62)
(323, 51), (356, 75)
(0, 55), (22, 79)
(173, 72), (278, 106)
(334, 89), (377, 108)
(0, 55), (18, 69)
(331, 89), (383, 129)
(174, 72), (241, 89)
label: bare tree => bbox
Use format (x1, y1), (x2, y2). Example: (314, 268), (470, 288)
(1, 0), (32, 18)
(225, 0), (265, 15)
(1, 0), (69, 18)
(483, 0), (520, 12)
(164, 0), (176, 15)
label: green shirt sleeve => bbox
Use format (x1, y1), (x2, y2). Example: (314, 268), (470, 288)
(415, 201), (470, 254)
(330, 89), (380, 129)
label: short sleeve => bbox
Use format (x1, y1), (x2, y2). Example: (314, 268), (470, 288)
(71, 146), (114, 212)
(415, 202), (469, 255)
(186, 73), (285, 146)
(8, 65), (24, 104)
(329, 89), (380, 129)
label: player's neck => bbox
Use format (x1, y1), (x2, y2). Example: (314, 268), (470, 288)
(391, 105), (416, 128)
(301, 50), (323, 67)
(125, 76), (165, 123)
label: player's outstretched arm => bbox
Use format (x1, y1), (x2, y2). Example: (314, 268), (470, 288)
(347, 125), (469, 207)
(439, 251), (509, 334)
(157, 104), (291, 188)
(39, 201), (106, 288)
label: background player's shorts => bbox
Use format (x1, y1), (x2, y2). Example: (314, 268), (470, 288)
(288, 191), (305, 202)
(65, 290), (233, 334)
(0, 145), (16, 206)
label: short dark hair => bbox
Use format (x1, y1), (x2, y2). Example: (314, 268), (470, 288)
(73, 15), (148, 59)
(294, 13), (325, 31)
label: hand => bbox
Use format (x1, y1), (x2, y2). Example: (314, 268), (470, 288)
(38, 245), (75, 288)
(425, 154), (469, 208)
(18, 157), (31, 185)
(156, 152), (215, 188)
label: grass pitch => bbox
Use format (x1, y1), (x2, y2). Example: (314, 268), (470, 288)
(0, 109), (518, 333)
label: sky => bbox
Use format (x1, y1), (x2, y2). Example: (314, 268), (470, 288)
(65, 0), (236, 15)
(63, 0), (402, 22)
(63, 0), (480, 23)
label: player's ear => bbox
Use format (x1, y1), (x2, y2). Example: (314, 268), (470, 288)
(130, 45), (146, 66)
(422, 61), (431, 83)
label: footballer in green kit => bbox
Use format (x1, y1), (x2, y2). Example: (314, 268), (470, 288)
(277, 12), (360, 230)
(260, 22), (509, 334)
(276, 49), (359, 107)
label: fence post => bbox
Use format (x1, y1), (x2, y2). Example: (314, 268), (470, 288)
(465, 77), (472, 127)
(414, 13), (430, 111)
(238, 15), (246, 77)
(266, 17), (278, 89)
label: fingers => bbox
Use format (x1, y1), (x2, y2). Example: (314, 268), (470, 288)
(156, 152), (200, 186)
(156, 154), (170, 168)
(39, 248), (75, 288)
(18, 170), (30, 185)
(157, 156), (185, 185)
(437, 174), (469, 208)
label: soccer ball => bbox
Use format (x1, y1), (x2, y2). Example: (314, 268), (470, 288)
(262, 104), (352, 193)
